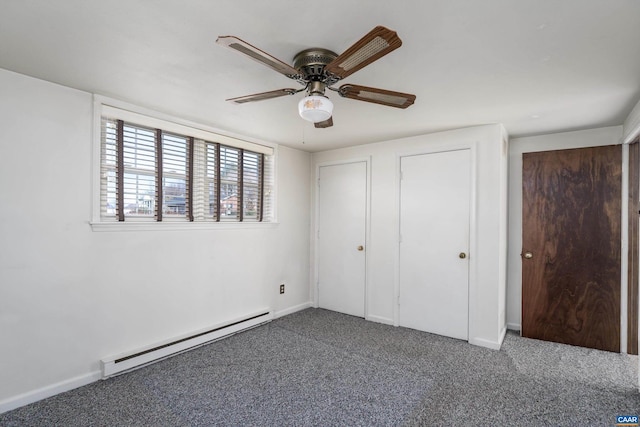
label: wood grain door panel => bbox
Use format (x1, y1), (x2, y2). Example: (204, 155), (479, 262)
(522, 145), (621, 352)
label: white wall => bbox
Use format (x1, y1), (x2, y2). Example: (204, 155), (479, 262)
(623, 97), (640, 144)
(506, 126), (623, 330)
(0, 68), (311, 410)
(311, 124), (508, 350)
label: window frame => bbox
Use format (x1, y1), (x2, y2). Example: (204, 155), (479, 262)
(91, 96), (278, 231)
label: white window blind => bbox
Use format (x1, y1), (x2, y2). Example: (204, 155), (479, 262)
(99, 116), (273, 223)
(205, 142), (219, 220)
(243, 151), (262, 221)
(262, 155), (275, 222)
(220, 146), (240, 220)
(100, 118), (117, 217)
(191, 139), (207, 221)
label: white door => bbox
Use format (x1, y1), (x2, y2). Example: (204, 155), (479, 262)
(399, 149), (471, 340)
(318, 162), (367, 317)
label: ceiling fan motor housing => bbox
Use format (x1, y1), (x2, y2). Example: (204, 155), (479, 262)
(293, 48), (338, 89)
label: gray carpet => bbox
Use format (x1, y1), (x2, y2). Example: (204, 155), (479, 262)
(1, 308), (638, 426)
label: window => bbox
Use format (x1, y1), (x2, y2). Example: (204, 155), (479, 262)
(99, 115), (273, 224)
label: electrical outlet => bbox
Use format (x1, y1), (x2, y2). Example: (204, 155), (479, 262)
(279, 284), (285, 294)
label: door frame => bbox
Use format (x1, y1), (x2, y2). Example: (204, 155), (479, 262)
(313, 157), (371, 319)
(511, 138), (634, 354)
(393, 143), (478, 341)
(628, 140), (639, 355)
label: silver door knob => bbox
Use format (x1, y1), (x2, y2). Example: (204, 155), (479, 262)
(459, 252), (467, 259)
(523, 252), (533, 259)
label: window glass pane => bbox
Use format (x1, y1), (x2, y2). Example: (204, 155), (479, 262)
(123, 172), (155, 216)
(122, 124), (155, 217)
(162, 133), (187, 218)
(243, 185), (259, 220)
(220, 146), (239, 220)
(163, 177), (186, 215)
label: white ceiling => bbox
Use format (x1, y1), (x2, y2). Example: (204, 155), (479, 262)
(1, 0), (639, 152)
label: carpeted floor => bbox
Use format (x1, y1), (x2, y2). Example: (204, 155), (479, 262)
(1, 308), (638, 426)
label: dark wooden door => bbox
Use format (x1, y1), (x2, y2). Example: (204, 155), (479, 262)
(522, 145), (621, 352)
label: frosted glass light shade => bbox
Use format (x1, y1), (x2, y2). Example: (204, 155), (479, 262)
(298, 95), (333, 123)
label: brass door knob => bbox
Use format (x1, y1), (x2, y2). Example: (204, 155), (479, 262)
(523, 252), (533, 259)
(459, 252), (467, 259)
(357, 245), (364, 251)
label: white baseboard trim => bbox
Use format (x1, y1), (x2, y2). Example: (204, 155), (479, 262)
(0, 371), (101, 414)
(273, 301), (312, 319)
(469, 336), (502, 351)
(507, 322), (521, 331)
(366, 315), (394, 326)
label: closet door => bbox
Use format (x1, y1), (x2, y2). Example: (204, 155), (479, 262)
(399, 149), (471, 340)
(317, 162), (367, 317)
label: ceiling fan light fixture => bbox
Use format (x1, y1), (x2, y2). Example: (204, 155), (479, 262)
(298, 95), (333, 123)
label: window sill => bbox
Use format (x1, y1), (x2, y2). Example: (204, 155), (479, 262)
(89, 221), (279, 232)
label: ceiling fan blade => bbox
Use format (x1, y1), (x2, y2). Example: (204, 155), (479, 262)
(226, 88), (298, 104)
(324, 26), (402, 79)
(338, 84), (416, 109)
(216, 36), (300, 78)
(314, 117), (333, 128)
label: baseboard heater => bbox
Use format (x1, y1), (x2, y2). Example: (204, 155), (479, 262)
(100, 309), (272, 378)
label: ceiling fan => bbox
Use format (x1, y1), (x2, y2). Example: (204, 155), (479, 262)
(216, 26), (416, 128)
